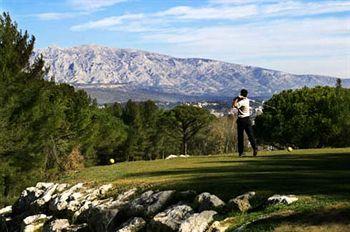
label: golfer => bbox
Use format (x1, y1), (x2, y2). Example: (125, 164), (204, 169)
(232, 89), (258, 157)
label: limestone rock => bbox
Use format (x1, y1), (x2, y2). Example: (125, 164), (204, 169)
(194, 193), (225, 212)
(227, 191), (255, 212)
(149, 204), (193, 232)
(207, 221), (230, 232)
(13, 187), (44, 214)
(87, 189), (137, 232)
(22, 214), (52, 232)
(129, 190), (176, 217)
(43, 219), (70, 232)
(267, 195), (298, 205)
(36, 182), (55, 190)
(97, 184), (113, 196)
(0, 205), (12, 216)
(179, 210), (217, 232)
(115, 188), (137, 202)
(49, 183), (84, 212)
(65, 223), (88, 231)
(43, 219), (88, 232)
(34, 184), (59, 208)
(116, 217), (146, 232)
(56, 183), (69, 192)
(87, 199), (120, 232)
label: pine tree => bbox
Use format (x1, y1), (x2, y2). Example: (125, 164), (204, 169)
(162, 105), (214, 155)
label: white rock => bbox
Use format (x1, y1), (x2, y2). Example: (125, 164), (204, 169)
(267, 195), (298, 205)
(0, 206), (12, 215)
(180, 210), (217, 232)
(195, 192), (225, 211)
(129, 190), (175, 217)
(49, 183), (84, 212)
(22, 214), (52, 232)
(227, 191), (255, 212)
(98, 184), (113, 195)
(23, 214), (50, 225)
(166, 155), (178, 160)
(34, 184), (59, 207)
(150, 204), (193, 231)
(25, 187), (45, 198)
(87, 189), (137, 232)
(56, 183), (69, 192)
(117, 217), (146, 232)
(207, 221), (230, 232)
(43, 219), (70, 232)
(116, 188), (137, 202)
(36, 182), (55, 190)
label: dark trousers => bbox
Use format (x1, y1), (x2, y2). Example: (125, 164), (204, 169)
(237, 117), (257, 154)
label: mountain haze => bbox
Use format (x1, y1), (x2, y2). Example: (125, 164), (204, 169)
(35, 45), (349, 103)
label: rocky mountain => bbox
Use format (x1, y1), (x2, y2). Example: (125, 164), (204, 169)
(34, 45), (349, 103)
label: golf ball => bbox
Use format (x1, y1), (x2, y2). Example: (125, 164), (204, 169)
(109, 158), (115, 164)
(287, 147), (293, 152)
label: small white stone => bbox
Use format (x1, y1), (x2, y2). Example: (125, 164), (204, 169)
(0, 205), (12, 215)
(268, 195), (298, 205)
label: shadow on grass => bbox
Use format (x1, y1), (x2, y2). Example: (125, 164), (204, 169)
(124, 153), (350, 200)
(242, 205), (350, 231)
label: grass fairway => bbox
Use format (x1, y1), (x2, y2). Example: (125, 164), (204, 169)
(61, 148), (350, 231)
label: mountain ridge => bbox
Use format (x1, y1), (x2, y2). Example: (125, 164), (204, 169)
(34, 45), (349, 103)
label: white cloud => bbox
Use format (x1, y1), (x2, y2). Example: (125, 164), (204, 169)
(262, 1), (350, 17)
(156, 5), (258, 20)
(208, 0), (263, 5)
(36, 12), (82, 20)
(68, 0), (127, 11)
(35, 0), (128, 21)
(70, 0), (350, 30)
(70, 14), (144, 31)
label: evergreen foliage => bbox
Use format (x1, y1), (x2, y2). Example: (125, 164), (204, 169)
(255, 86), (350, 148)
(161, 105), (214, 155)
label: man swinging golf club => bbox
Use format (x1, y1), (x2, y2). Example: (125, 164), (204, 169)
(232, 89), (258, 157)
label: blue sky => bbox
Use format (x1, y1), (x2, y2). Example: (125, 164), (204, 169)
(2, 0), (350, 78)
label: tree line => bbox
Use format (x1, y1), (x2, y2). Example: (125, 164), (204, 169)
(0, 13), (242, 204)
(255, 84), (350, 148)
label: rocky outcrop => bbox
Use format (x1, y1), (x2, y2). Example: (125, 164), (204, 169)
(116, 217), (146, 232)
(149, 204), (193, 231)
(128, 190), (176, 218)
(22, 214), (52, 232)
(87, 190), (136, 232)
(1, 182), (299, 232)
(194, 193), (225, 212)
(227, 192), (255, 212)
(179, 210), (217, 232)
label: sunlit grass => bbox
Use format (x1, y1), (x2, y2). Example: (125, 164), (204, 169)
(59, 147), (350, 231)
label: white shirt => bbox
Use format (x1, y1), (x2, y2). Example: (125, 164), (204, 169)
(236, 97), (250, 118)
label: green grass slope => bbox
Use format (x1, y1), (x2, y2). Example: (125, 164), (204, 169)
(61, 148), (350, 231)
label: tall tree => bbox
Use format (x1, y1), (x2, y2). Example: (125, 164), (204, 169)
(0, 12), (47, 200)
(162, 105), (214, 155)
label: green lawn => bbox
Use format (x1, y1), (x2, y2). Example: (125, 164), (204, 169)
(60, 148), (350, 231)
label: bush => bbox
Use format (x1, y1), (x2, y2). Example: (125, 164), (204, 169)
(61, 146), (85, 171)
(255, 86), (350, 148)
